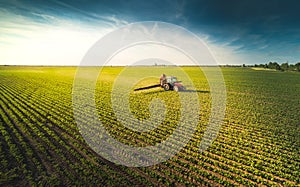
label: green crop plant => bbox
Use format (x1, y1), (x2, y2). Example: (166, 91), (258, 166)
(0, 66), (299, 186)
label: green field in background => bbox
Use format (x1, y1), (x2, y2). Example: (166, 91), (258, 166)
(0, 66), (299, 186)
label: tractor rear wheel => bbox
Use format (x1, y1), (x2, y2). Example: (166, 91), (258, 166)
(163, 84), (170, 91)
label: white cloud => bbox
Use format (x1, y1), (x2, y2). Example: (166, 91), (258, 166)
(83, 22), (228, 66)
(206, 41), (245, 65)
(106, 44), (195, 66)
(0, 10), (118, 65)
(0, 7), (247, 66)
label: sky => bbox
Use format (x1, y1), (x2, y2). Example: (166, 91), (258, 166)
(1, 0), (300, 65)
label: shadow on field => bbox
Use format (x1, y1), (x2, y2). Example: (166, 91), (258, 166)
(137, 89), (210, 95)
(182, 90), (210, 93)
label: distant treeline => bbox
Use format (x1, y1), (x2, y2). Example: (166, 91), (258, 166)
(253, 62), (300, 72)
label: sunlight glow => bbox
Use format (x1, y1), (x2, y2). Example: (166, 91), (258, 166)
(0, 9), (244, 66)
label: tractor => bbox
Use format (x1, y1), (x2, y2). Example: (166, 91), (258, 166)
(134, 75), (185, 92)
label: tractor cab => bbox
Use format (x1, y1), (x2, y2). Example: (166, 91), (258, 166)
(163, 76), (185, 91)
(166, 76), (178, 84)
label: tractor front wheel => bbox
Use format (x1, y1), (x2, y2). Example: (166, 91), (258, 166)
(173, 86), (179, 92)
(163, 84), (170, 91)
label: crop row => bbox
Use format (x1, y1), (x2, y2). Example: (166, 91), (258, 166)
(0, 67), (299, 186)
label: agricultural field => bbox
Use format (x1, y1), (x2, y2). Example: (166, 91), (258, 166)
(0, 66), (299, 186)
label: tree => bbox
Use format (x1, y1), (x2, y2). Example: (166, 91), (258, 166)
(268, 62), (281, 70)
(288, 64), (296, 71)
(281, 62), (289, 71)
(295, 62), (300, 72)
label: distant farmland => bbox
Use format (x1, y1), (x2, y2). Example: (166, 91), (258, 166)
(0, 66), (299, 186)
